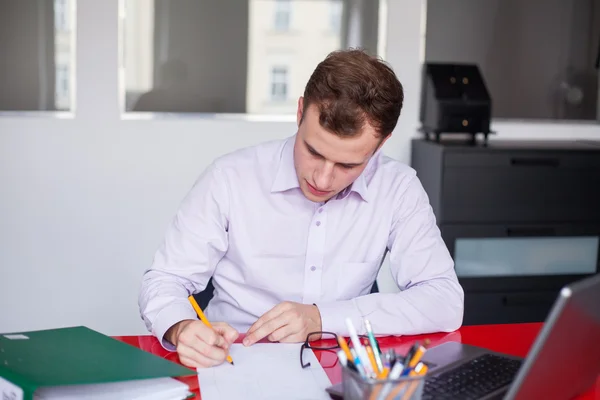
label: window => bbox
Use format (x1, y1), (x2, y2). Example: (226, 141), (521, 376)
(55, 65), (70, 110)
(270, 66), (288, 101)
(329, 0), (343, 34)
(120, 0), (386, 114)
(0, 0), (74, 111)
(274, 0), (291, 31)
(425, 0), (600, 122)
(54, 0), (69, 32)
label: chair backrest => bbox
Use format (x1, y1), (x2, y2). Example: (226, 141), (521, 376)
(193, 278), (380, 311)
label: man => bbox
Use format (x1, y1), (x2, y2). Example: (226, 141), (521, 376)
(138, 49), (464, 369)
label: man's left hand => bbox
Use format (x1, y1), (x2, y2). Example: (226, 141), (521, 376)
(243, 302), (322, 346)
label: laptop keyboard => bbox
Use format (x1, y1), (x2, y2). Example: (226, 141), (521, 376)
(422, 353), (523, 400)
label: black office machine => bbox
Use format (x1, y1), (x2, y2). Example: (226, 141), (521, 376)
(411, 139), (600, 325)
(419, 63), (493, 142)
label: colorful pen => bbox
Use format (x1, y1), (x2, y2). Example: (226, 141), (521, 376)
(388, 359), (405, 380)
(401, 350), (423, 376)
(403, 342), (419, 367)
(402, 340), (429, 376)
(345, 318), (373, 376)
(350, 348), (367, 378)
(336, 349), (348, 367)
(364, 319), (384, 373)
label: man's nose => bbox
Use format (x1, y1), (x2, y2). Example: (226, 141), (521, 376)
(314, 162), (334, 190)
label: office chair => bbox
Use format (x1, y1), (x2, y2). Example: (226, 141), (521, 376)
(193, 278), (380, 310)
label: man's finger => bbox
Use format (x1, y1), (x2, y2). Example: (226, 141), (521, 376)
(266, 323), (296, 342)
(194, 327), (227, 349)
(178, 341), (222, 366)
(244, 313), (291, 346)
(213, 323), (239, 344)
(181, 330), (227, 361)
(246, 303), (288, 336)
(179, 352), (221, 369)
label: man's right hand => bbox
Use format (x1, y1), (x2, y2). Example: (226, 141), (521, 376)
(166, 320), (239, 368)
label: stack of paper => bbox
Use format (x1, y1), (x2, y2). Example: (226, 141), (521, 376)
(0, 326), (195, 400)
(197, 343), (332, 400)
(33, 377), (190, 400)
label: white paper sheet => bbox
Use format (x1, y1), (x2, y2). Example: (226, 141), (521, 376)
(33, 377), (190, 400)
(197, 343), (332, 400)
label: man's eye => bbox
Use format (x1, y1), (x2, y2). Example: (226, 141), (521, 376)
(340, 164), (354, 169)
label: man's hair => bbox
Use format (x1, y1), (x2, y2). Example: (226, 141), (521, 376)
(302, 49), (404, 139)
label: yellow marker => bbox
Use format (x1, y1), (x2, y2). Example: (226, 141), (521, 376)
(188, 295), (234, 365)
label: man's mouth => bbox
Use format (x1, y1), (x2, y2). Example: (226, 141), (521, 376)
(306, 181), (331, 196)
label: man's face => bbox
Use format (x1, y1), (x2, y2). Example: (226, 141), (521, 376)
(293, 97), (388, 202)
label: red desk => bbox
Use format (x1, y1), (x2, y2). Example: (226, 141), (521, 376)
(114, 323), (600, 399)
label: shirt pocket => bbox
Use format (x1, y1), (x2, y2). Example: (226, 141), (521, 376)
(336, 260), (381, 300)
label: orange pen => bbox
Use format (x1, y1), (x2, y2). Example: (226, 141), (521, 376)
(188, 295), (234, 365)
(407, 345), (426, 368)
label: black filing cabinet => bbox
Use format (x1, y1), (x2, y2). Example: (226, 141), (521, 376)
(411, 139), (600, 325)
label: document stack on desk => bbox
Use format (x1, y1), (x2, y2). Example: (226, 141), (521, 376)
(197, 343), (332, 400)
(0, 326), (195, 400)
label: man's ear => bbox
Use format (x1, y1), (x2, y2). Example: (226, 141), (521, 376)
(297, 97), (304, 127)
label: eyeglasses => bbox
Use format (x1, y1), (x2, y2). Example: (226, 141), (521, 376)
(300, 331), (369, 369)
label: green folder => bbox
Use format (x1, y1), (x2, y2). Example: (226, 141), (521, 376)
(0, 326), (195, 400)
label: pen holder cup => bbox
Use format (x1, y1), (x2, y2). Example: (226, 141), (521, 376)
(342, 366), (427, 400)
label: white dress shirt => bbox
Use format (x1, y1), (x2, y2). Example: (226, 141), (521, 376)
(139, 135), (464, 349)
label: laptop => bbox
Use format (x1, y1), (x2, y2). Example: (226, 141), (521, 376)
(326, 273), (600, 400)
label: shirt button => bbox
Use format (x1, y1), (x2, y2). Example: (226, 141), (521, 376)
(310, 266), (317, 271)
(316, 221), (321, 226)
(318, 208), (323, 213)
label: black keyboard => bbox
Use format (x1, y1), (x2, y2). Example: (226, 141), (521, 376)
(422, 353), (523, 400)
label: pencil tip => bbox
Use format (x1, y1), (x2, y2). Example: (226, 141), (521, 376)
(230, 361), (235, 365)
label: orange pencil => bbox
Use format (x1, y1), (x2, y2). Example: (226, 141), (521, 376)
(337, 335), (353, 363)
(188, 295), (234, 365)
(365, 345), (380, 375)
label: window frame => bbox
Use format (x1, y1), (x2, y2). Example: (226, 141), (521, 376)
(273, 0), (292, 32)
(270, 66), (289, 102)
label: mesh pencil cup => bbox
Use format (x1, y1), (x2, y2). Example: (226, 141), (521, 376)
(341, 365), (427, 400)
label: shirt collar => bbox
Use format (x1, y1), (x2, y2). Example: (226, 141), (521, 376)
(271, 136), (300, 193)
(271, 134), (380, 203)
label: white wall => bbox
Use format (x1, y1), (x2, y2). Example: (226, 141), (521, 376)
(1, 0), (599, 336)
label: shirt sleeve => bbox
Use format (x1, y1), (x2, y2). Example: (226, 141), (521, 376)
(138, 163), (230, 350)
(317, 175), (464, 336)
